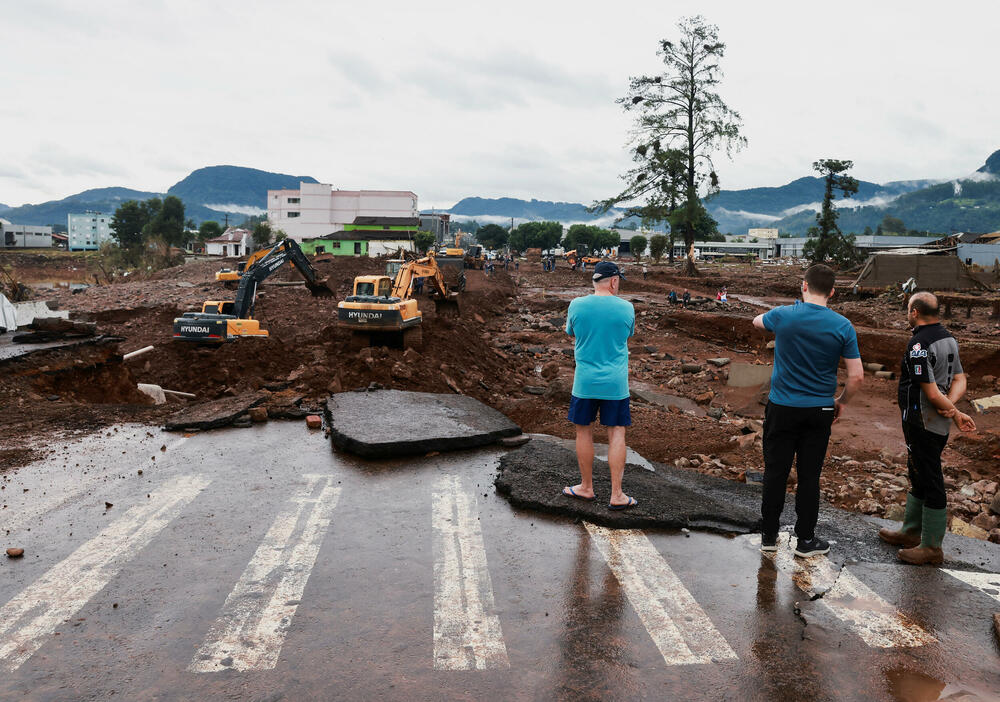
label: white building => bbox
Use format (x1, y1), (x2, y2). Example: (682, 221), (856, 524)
(747, 228), (779, 239)
(267, 182), (418, 241)
(67, 212), (115, 251)
(1, 219), (52, 248)
(204, 228), (252, 257)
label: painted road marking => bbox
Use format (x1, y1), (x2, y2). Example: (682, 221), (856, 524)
(432, 475), (509, 671)
(189, 474), (341, 672)
(0, 474), (209, 673)
(745, 533), (935, 648)
(942, 569), (1000, 604)
(585, 524), (738, 665)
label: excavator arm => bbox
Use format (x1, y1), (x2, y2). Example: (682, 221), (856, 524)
(231, 239), (332, 318)
(390, 257), (450, 299)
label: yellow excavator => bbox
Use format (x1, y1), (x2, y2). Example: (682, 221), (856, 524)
(337, 253), (460, 349)
(563, 248), (602, 268)
(214, 245), (297, 287)
(174, 238), (332, 343)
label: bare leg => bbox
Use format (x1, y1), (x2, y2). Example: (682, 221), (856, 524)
(607, 426), (632, 506)
(567, 423), (595, 498)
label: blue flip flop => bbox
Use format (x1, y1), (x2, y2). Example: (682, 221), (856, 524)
(608, 496), (637, 511)
(562, 486), (596, 501)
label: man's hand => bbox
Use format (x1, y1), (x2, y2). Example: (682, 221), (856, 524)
(937, 406), (958, 418)
(953, 412), (977, 433)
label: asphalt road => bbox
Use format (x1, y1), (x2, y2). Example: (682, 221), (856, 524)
(2, 424), (999, 701)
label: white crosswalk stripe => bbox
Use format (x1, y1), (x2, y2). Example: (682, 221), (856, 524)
(745, 533), (936, 648)
(942, 569), (1000, 604)
(432, 475), (509, 670)
(585, 524), (738, 665)
(0, 474), (210, 673)
(189, 474), (341, 672)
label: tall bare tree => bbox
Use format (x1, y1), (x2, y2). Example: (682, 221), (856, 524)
(598, 16), (745, 273)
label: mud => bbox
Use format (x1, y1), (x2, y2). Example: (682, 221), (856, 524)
(325, 389), (521, 457)
(495, 441), (757, 533)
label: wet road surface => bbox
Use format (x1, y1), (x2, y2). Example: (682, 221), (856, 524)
(2, 424), (1000, 701)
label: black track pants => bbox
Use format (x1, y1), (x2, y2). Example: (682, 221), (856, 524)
(902, 421), (948, 510)
(761, 402), (835, 540)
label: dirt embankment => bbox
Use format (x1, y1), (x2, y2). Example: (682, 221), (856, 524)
(4, 255), (1000, 540)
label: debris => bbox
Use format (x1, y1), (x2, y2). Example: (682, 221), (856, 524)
(248, 407), (268, 423)
(523, 385), (546, 395)
(305, 415), (323, 429)
(680, 363), (703, 373)
(500, 434), (532, 448)
(137, 383), (167, 405)
(164, 392), (267, 432)
(883, 503), (905, 521)
(950, 516), (989, 540)
(706, 357), (731, 367)
(6, 547), (24, 558)
(874, 370), (896, 380)
(105, 502), (113, 509)
(123, 345), (155, 361)
(971, 394), (1000, 414)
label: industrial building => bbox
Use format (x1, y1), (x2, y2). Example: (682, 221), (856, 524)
(1, 219), (53, 248)
(67, 212), (115, 251)
(267, 182), (418, 242)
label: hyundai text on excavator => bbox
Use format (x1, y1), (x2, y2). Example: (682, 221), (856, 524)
(173, 238), (332, 342)
(337, 253), (460, 349)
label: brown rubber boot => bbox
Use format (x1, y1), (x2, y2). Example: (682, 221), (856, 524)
(897, 545), (944, 565)
(878, 527), (920, 548)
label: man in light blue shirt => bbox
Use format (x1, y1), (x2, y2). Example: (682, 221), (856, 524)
(563, 261), (636, 510)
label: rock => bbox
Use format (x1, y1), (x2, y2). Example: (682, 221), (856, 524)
(680, 363), (703, 373)
(248, 407), (268, 423)
(474, 313), (485, 324)
(306, 415), (322, 429)
(442, 374), (462, 394)
(862, 460), (887, 470)
(6, 548), (24, 558)
(105, 501), (113, 509)
(883, 503), (906, 521)
(972, 480), (997, 495)
(232, 417), (253, 428)
(856, 498), (882, 515)
(675, 457), (691, 468)
(137, 383), (166, 405)
(500, 434), (532, 448)
(402, 348), (421, 363)
(391, 362), (412, 380)
(707, 406), (725, 419)
(540, 362), (561, 380)
(706, 358), (731, 368)
(990, 529), (1000, 545)
(731, 432), (760, 449)
(960, 484), (977, 497)
(327, 375), (343, 394)
(972, 513), (999, 532)
(951, 516), (989, 540)
(972, 394), (1000, 414)
(694, 391), (714, 405)
(524, 385), (546, 395)
(644, 345), (658, 354)
(982, 374), (996, 385)
(863, 362), (885, 372)
(666, 376), (684, 388)
(765, 340), (775, 350)
(989, 493), (1000, 516)
(745, 471), (764, 484)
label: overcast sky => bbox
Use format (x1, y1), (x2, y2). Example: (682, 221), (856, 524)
(2, 0), (998, 209)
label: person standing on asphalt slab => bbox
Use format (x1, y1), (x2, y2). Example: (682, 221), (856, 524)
(879, 292), (976, 565)
(562, 261), (637, 510)
(752, 264), (864, 557)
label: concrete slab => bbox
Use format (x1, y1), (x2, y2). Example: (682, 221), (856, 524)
(972, 394), (1000, 413)
(324, 389), (521, 458)
(494, 440), (757, 533)
(13, 300), (69, 327)
(163, 391), (267, 431)
(727, 362), (774, 387)
(630, 384), (706, 416)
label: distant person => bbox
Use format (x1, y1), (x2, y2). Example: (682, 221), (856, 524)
(720, 287), (728, 302)
(682, 289), (690, 307)
(668, 289), (678, 305)
(515, 260), (519, 272)
(752, 264), (864, 557)
(563, 261), (636, 510)
(879, 292), (975, 566)
(413, 276), (424, 295)
(642, 264), (648, 280)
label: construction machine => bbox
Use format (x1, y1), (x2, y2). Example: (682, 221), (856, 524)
(174, 238), (332, 343)
(464, 244), (485, 269)
(563, 248), (602, 268)
(337, 254), (460, 349)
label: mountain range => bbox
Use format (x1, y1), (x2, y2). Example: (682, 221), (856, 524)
(0, 166), (317, 229)
(3, 150), (999, 235)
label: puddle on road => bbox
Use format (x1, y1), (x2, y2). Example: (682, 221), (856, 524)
(885, 667), (996, 702)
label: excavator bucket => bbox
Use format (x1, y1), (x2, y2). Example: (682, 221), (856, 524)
(433, 293), (461, 318)
(305, 278), (335, 297)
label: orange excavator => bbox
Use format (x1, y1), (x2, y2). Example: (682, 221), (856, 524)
(337, 253), (460, 349)
(563, 248), (602, 268)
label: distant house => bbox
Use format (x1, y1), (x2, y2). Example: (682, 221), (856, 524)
(300, 216), (420, 257)
(205, 228), (252, 257)
(67, 212), (115, 251)
(1, 219), (53, 248)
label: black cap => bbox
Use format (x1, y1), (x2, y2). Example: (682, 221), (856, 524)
(592, 260), (626, 281)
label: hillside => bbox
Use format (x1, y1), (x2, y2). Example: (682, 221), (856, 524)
(448, 197), (620, 223)
(0, 166), (318, 227)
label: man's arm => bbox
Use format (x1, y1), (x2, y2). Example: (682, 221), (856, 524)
(923, 379), (977, 432)
(946, 372), (967, 405)
(752, 313), (767, 330)
(834, 357), (864, 422)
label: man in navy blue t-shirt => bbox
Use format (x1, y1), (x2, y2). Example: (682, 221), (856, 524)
(752, 264), (864, 557)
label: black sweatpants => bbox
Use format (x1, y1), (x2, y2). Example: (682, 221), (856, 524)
(901, 421), (949, 510)
(761, 402), (835, 540)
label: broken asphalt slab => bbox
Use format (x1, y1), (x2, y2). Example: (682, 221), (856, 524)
(163, 391), (267, 431)
(494, 440), (758, 533)
(325, 389), (521, 458)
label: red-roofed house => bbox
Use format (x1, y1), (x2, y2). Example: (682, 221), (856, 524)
(205, 228), (252, 257)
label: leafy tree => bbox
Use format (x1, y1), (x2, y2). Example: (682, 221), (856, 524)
(564, 223), (613, 253)
(881, 215), (905, 234)
(144, 195), (186, 248)
(512, 221), (563, 252)
(805, 159), (860, 265)
(199, 220), (224, 241)
(414, 230), (435, 253)
(111, 200), (150, 253)
(630, 235), (648, 260)
(649, 234), (668, 261)
(862, 225), (874, 236)
(598, 16), (744, 274)
(594, 228), (621, 253)
(476, 223), (509, 250)
(252, 221), (273, 249)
